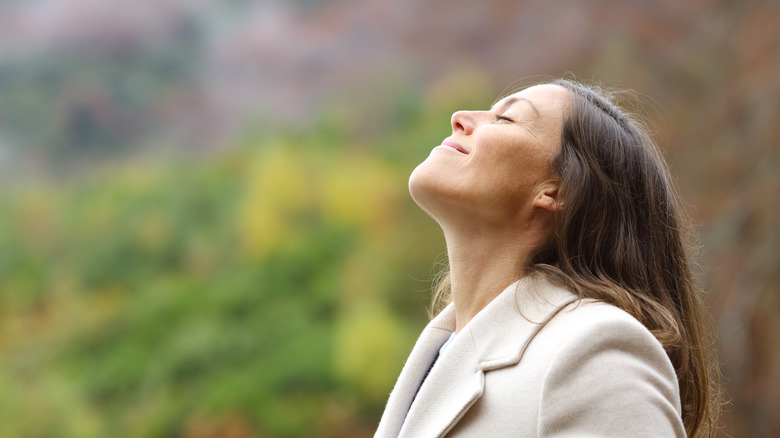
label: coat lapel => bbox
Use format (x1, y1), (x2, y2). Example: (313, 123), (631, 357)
(397, 318), (483, 438)
(375, 306), (456, 438)
(377, 274), (578, 438)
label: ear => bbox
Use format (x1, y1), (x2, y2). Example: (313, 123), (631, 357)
(532, 181), (563, 213)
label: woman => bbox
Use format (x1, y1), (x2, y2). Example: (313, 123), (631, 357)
(375, 79), (719, 437)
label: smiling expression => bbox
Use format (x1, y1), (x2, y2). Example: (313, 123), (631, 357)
(409, 84), (570, 228)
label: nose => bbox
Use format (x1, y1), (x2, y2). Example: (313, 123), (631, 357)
(451, 110), (476, 135)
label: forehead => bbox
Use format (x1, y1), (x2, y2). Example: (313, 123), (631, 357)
(494, 84), (570, 118)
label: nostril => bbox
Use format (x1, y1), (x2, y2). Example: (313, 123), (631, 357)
(451, 111), (468, 133)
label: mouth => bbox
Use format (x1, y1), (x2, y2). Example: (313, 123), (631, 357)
(441, 138), (469, 154)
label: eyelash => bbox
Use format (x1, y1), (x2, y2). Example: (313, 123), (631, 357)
(496, 114), (514, 123)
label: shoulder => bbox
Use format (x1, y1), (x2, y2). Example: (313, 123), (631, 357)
(540, 299), (678, 392)
(546, 299), (663, 350)
(549, 300), (675, 375)
(524, 299), (677, 390)
(533, 299), (685, 437)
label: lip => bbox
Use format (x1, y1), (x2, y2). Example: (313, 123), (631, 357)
(441, 138), (469, 154)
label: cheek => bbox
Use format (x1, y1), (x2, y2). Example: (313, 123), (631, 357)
(473, 139), (526, 179)
(472, 143), (550, 199)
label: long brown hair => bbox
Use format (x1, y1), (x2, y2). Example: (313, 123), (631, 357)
(430, 79), (720, 437)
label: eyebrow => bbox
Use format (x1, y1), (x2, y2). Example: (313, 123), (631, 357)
(492, 97), (540, 118)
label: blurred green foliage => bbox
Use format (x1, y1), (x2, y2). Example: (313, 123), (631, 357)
(0, 73), (493, 437)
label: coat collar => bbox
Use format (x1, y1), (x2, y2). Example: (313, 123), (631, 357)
(375, 274), (578, 438)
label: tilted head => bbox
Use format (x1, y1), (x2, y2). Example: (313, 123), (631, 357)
(421, 78), (719, 438)
(409, 83), (569, 234)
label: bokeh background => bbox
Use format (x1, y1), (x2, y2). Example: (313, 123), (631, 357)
(0, 0), (778, 437)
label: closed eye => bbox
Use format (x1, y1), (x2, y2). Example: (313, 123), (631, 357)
(496, 114), (515, 123)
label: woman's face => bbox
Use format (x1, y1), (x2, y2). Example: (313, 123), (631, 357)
(409, 84), (570, 227)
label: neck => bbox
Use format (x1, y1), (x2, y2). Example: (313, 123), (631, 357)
(443, 222), (546, 334)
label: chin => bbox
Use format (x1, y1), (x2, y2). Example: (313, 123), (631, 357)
(408, 160), (455, 223)
(408, 161), (433, 211)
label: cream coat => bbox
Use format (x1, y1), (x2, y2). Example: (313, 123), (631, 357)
(375, 275), (686, 437)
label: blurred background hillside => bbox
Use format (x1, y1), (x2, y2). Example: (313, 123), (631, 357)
(0, 0), (777, 437)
